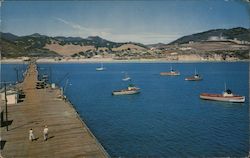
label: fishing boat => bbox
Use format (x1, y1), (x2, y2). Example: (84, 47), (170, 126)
(200, 84), (245, 103)
(185, 69), (202, 81)
(122, 73), (131, 81)
(112, 84), (140, 95)
(160, 66), (180, 76)
(96, 63), (105, 71)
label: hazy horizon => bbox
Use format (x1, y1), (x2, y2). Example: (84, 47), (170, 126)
(1, 0), (249, 44)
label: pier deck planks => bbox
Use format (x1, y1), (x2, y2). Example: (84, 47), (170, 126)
(1, 62), (108, 158)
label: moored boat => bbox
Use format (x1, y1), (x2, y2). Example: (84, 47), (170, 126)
(160, 66), (180, 76)
(122, 73), (131, 81)
(96, 63), (105, 71)
(185, 69), (202, 81)
(112, 84), (140, 95)
(200, 88), (245, 103)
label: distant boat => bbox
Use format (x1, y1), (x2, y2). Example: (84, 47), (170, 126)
(122, 73), (131, 81)
(160, 66), (180, 76)
(185, 68), (202, 81)
(96, 63), (105, 71)
(112, 84), (140, 95)
(200, 84), (245, 103)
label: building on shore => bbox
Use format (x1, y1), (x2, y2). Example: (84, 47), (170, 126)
(0, 89), (19, 105)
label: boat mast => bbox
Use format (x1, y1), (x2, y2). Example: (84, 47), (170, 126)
(224, 82), (227, 91)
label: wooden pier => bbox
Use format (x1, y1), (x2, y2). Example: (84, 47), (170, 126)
(1, 61), (109, 157)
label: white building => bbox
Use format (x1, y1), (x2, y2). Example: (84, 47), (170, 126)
(1, 90), (19, 105)
(208, 35), (226, 41)
(179, 47), (192, 51)
(208, 36), (220, 41)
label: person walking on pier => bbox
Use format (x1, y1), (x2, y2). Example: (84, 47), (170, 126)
(29, 129), (35, 141)
(43, 125), (49, 141)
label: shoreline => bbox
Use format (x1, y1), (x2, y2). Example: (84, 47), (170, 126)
(1, 58), (249, 64)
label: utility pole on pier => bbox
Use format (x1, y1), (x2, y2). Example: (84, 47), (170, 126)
(4, 82), (8, 131)
(49, 67), (52, 83)
(14, 67), (19, 83)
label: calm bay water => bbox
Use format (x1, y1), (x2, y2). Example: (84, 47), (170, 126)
(1, 63), (27, 88)
(3, 62), (249, 157)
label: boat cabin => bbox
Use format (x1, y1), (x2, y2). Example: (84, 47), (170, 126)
(194, 74), (200, 78)
(223, 89), (233, 97)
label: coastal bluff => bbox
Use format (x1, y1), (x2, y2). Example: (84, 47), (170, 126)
(1, 61), (109, 157)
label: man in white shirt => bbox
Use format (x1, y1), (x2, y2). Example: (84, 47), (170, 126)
(43, 125), (49, 141)
(29, 129), (35, 141)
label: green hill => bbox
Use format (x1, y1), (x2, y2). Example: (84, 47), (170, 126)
(1, 32), (147, 58)
(1, 33), (58, 58)
(169, 27), (250, 45)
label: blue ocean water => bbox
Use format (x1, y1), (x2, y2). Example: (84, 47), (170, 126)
(17, 62), (250, 156)
(1, 63), (27, 88)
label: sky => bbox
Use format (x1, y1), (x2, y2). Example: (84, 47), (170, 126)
(1, 0), (249, 44)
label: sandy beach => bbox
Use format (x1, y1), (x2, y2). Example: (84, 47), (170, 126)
(1, 59), (27, 64)
(1, 57), (248, 64)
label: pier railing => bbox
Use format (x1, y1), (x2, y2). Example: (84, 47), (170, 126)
(60, 87), (111, 158)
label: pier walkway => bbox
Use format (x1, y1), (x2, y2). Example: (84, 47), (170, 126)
(1, 61), (109, 157)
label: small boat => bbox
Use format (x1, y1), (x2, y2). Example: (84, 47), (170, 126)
(122, 73), (131, 81)
(96, 63), (105, 71)
(160, 66), (180, 76)
(112, 84), (140, 95)
(185, 69), (202, 81)
(200, 84), (245, 103)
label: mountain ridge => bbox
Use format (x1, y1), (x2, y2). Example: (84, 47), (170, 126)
(0, 32), (146, 57)
(168, 27), (250, 45)
(1, 27), (249, 59)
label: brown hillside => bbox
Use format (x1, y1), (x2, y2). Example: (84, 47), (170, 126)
(44, 43), (96, 56)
